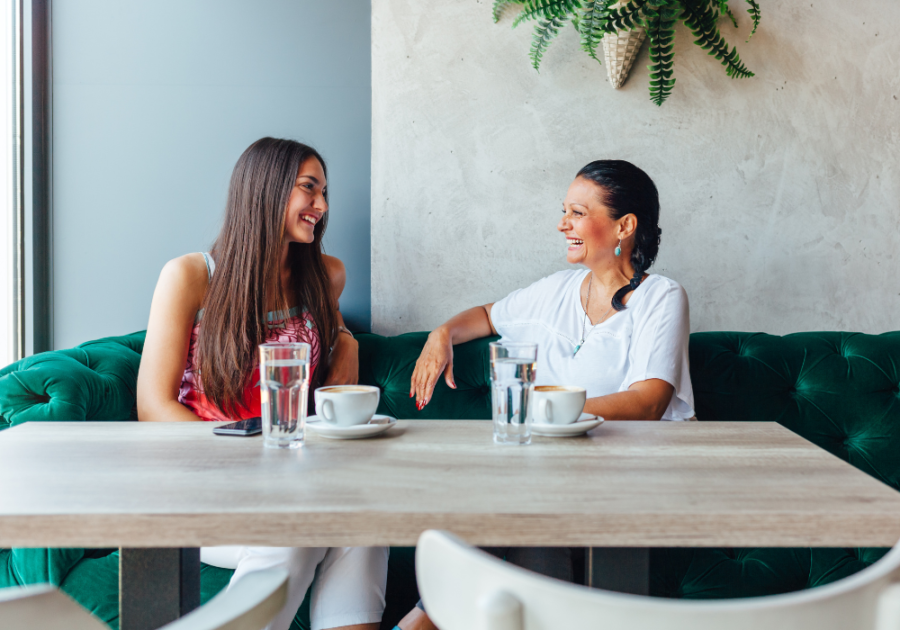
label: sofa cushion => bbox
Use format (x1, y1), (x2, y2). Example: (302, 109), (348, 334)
(650, 547), (811, 598)
(358, 331), (496, 420)
(0, 332), (145, 430)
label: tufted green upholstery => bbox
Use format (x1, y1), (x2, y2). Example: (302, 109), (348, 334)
(1, 329), (898, 628)
(0, 332), (144, 428)
(358, 332), (495, 421)
(690, 332), (900, 489)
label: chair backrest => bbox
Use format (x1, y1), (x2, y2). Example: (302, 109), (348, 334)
(0, 583), (108, 630)
(0, 568), (287, 630)
(159, 567), (288, 630)
(417, 530), (900, 630)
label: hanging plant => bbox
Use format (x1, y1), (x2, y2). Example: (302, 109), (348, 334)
(492, 0), (760, 106)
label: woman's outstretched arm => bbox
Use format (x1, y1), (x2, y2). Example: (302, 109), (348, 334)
(137, 254), (209, 422)
(410, 304), (497, 409)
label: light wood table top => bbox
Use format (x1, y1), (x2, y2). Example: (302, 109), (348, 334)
(1, 420), (899, 548)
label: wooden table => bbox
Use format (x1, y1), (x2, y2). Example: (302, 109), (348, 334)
(1, 420), (900, 629)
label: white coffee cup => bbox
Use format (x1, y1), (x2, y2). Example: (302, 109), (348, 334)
(533, 386), (587, 425)
(314, 385), (380, 427)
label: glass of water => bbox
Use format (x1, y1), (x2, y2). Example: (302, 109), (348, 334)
(489, 341), (538, 445)
(259, 342), (311, 449)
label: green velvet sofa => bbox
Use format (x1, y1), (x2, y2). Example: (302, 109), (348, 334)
(1, 329), (899, 629)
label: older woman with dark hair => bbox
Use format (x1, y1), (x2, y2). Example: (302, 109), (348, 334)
(396, 160), (695, 630)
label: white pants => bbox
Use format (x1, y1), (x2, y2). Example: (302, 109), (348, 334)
(200, 546), (389, 630)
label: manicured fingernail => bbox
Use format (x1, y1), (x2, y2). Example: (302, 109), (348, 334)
(409, 392), (414, 398)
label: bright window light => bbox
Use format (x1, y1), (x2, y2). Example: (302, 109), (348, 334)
(0, 1), (12, 367)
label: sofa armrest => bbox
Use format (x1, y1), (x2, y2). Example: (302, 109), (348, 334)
(0, 332), (145, 429)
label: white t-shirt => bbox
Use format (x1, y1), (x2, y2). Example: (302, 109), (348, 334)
(490, 270), (695, 421)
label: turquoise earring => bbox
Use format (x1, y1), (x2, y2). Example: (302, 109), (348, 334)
(614, 239), (622, 257)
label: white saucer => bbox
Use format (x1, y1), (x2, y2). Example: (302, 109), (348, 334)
(306, 415), (397, 440)
(532, 413), (604, 437)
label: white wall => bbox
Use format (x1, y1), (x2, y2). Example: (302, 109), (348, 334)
(372, 0), (900, 336)
(52, 0), (372, 349)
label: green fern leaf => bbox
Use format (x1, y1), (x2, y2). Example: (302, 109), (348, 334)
(602, 0), (649, 33)
(682, 0), (754, 79)
(644, 4), (678, 105)
(577, 0), (614, 62)
(493, 0), (526, 23)
(530, 14), (570, 70)
(718, 0), (738, 28)
(513, 0), (581, 28)
(744, 0), (760, 40)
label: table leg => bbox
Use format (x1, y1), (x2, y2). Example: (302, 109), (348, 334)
(119, 548), (200, 630)
(586, 547), (649, 595)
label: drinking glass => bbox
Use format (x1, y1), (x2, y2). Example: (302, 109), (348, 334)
(259, 342), (311, 449)
(489, 342), (538, 445)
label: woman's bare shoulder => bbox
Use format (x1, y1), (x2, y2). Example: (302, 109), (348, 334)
(322, 254), (346, 297)
(323, 254), (345, 276)
(156, 253), (210, 311)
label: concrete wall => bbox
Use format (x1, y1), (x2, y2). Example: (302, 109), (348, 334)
(53, 0), (371, 349)
(372, 0), (900, 336)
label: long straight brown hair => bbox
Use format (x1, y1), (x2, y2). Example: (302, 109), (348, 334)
(198, 137), (338, 416)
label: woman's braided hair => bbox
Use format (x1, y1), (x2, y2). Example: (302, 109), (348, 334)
(575, 160), (662, 312)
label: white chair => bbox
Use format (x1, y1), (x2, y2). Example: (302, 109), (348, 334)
(0, 567), (288, 630)
(416, 530), (900, 630)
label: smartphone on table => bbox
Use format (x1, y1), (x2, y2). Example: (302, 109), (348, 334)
(212, 417), (262, 436)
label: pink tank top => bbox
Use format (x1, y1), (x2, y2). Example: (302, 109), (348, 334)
(177, 253), (321, 421)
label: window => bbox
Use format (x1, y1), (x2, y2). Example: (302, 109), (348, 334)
(0, 1), (15, 367)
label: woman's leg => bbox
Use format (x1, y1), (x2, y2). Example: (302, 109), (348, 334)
(396, 606), (438, 630)
(308, 546), (389, 630)
(202, 546), (328, 630)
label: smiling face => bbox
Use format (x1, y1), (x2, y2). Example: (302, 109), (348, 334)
(283, 156), (328, 245)
(558, 176), (634, 267)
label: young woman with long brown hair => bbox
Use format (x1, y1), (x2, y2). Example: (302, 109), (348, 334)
(137, 138), (387, 630)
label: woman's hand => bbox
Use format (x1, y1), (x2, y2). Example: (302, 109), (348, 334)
(322, 334), (359, 386)
(410, 326), (457, 410)
(409, 305), (496, 410)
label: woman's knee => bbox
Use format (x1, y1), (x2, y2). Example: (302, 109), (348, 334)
(311, 547), (390, 617)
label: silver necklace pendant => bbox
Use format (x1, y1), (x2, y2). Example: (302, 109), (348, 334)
(574, 272), (615, 358)
(574, 272), (593, 359)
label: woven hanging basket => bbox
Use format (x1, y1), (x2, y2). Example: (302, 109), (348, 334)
(601, 2), (647, 89)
